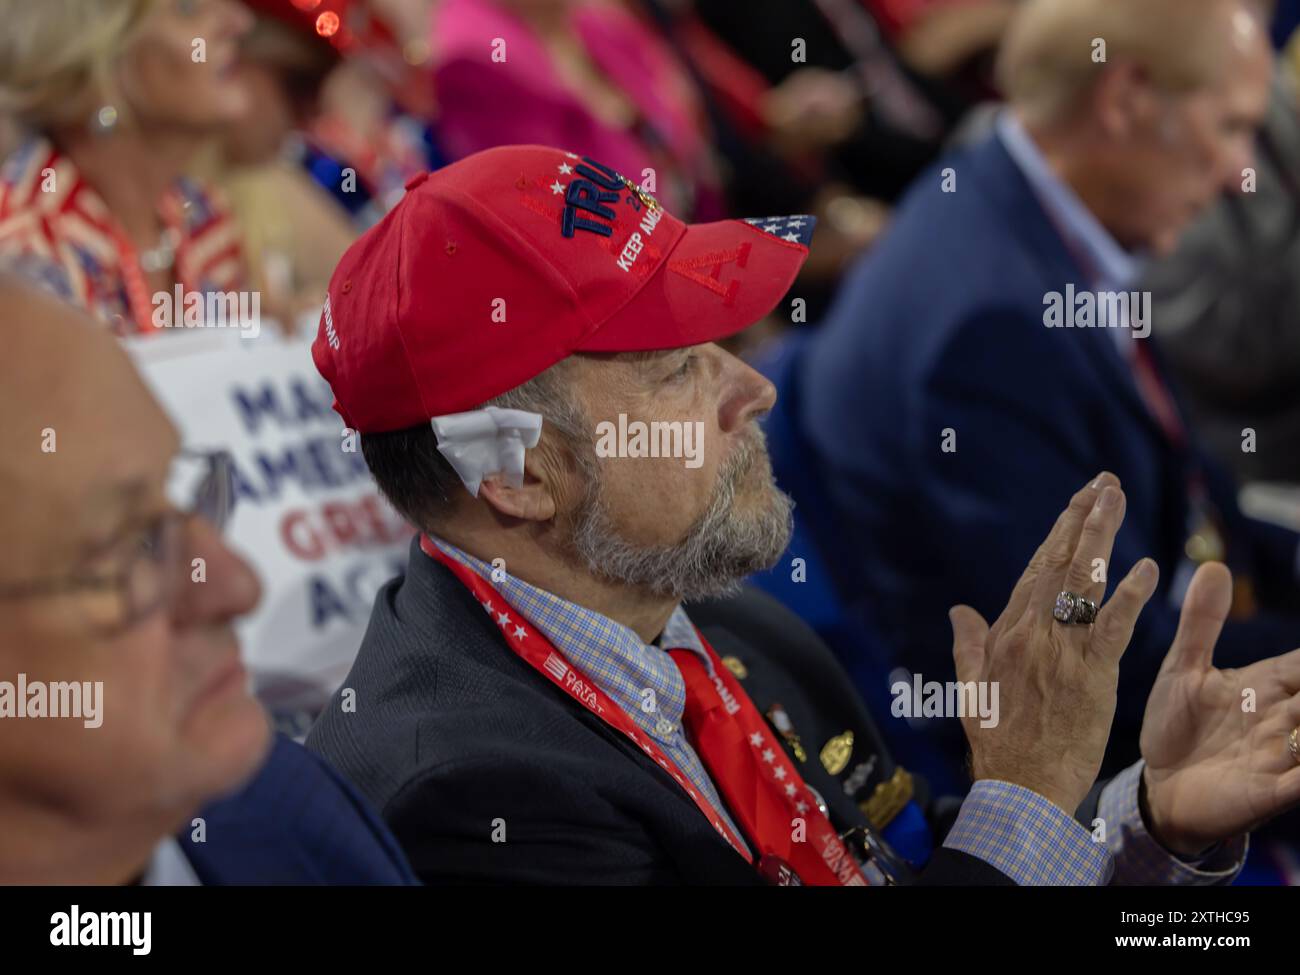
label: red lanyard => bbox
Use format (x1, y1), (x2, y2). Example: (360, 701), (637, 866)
(106, 225), (161, 336)
(94, 195), (190, 336)
(420, 536), (869, 885)
(1129, 336), (1187, 449)
(666, 647), (869, 885)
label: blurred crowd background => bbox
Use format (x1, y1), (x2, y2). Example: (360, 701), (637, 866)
(5, 0), (1300, 433)
(4, 0), (1300, 882)
(0, 0), (1139, 332)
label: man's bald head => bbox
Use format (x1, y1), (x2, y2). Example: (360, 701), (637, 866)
(994, 0), (1274, 256)
(0, 274), (178, 579)
(998, 0), (1272, 127)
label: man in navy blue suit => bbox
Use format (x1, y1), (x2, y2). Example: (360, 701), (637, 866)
(0, 275), (415, 885)
(786, 0), (1300, 768)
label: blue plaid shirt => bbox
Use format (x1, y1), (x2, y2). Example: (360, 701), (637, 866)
(946, 763), (1247, 886)
(429, 537), (1246, 885)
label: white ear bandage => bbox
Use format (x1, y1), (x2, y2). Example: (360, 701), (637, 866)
(430, 407), (543, 498)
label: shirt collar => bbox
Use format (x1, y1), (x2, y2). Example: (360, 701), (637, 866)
(140, 837), (201, 886)
(425, 535), (712, 738)
(996, 110), (1146, 292)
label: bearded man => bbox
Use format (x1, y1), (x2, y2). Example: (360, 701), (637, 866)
(306, 147), (1300, 885)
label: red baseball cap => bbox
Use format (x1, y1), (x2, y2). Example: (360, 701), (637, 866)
(313, 144), (815, 433)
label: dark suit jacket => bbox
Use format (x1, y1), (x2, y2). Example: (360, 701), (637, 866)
(305, 538), (1011, 885)
(178, 734), (419, 884)
(786, 129), (1300, 771)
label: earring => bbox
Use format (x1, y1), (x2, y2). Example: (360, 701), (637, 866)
(89, 105), (119, 136)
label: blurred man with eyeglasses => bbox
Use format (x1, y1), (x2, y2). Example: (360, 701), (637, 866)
(0, 273), (416, 884)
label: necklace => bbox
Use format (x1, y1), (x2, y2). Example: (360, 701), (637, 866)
(137, 227), (181, 273)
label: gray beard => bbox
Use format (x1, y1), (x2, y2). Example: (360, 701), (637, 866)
(566, 428), (793, 601)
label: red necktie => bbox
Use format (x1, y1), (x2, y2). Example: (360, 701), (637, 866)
(669, 648), (869, 885)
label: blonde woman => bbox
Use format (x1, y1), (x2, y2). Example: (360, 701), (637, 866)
(0, 0), (254, 335)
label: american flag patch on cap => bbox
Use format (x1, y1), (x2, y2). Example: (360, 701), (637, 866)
(742, 215), (817, 247)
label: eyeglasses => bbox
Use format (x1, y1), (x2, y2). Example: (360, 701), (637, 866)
(0, 450), (237, 633)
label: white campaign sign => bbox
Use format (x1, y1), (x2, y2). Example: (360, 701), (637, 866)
(127, 327), (413, 738)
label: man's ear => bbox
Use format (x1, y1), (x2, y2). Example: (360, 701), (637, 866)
(1094, 61), (1152, 139)
(476, 444), (562, 522)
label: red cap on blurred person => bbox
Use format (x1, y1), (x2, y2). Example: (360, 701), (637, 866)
(312, 144), (815, 433)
